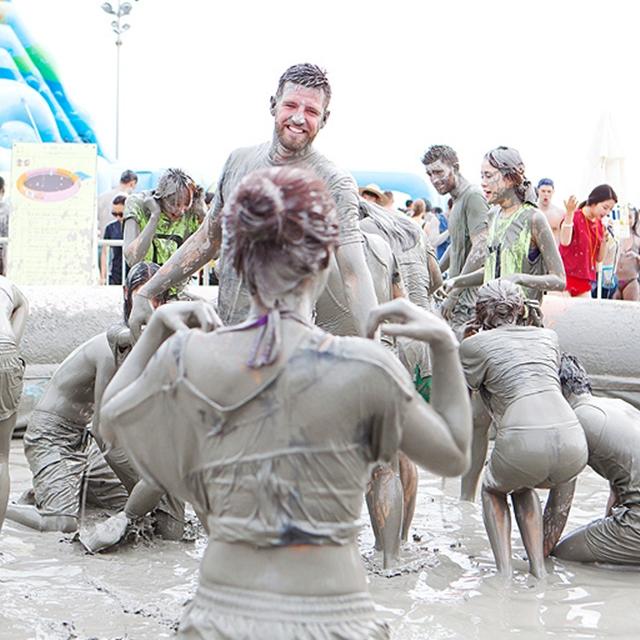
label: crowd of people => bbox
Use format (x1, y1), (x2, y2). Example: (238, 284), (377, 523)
(1, 63), (639, 639)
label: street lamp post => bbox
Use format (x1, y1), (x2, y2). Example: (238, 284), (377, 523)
(100, 1), (139, 160)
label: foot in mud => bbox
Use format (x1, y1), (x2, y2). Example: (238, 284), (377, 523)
(80, 511), (129, 553)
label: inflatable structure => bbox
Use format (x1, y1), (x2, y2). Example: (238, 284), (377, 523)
(0, 0), (105, 173)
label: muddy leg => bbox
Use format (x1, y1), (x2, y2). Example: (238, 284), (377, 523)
(366, 463), (403, 569)
(399, 452), (418, 542)
(542, 480), (576, 557)
(460, 394), (491, 502)
(481, 485), (513, 576)
(0, 413), (17, 531)
(512, 488), (547, 578)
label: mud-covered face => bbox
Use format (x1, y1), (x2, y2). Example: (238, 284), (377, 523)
(538, 185), (554, 207)
(480, 159), (512, 206)
(161, 188), (193, 219)
(425, 159), (457, 195)
(273, 83), (327, 152)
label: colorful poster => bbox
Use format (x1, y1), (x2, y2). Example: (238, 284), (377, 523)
(8, 143), (97, 285)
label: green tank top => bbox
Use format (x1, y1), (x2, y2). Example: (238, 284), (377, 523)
(484, 204), (543, 301)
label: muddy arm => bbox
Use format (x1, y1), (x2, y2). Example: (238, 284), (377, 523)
(335, 241), (378, 337)
(542, 479), (577, 557)
(128, 217), (220, 339)
(123, 201), (161, 267)
(367, 300), (472, 476)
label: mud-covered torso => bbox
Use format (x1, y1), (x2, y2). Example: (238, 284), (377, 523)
(211, 143), (363, 325)
(574, 396), (640, 509)
(484, 204), (545, 302)
(107, 328), (413, 548)
(36, 333), (114, 426)
(460, 326), (562, 421)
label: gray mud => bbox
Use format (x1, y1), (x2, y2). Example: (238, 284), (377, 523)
(2, 442), (638, 639)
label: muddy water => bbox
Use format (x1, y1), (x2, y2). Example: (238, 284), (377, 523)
(2, 442), (638, 639)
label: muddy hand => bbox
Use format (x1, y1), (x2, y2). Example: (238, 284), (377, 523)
(129, 293), (155, 342)
(367, 298), (457, 345)
(152, 301), (222, 335)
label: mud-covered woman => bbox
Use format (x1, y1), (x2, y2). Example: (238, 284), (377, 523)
(459, 279), (587, 578)
(100, 166), (472, 638)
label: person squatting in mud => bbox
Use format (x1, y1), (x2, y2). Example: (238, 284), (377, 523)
(100, 166), (472, 639)
(459, 279), (587, 578)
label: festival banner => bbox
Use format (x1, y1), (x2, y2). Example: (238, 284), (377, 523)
(8, 142), (97, 285)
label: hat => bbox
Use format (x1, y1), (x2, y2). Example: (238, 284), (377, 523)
(359, 183), (385, 202)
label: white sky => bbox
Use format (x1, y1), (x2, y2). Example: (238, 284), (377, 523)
(12, 0), (640, 202)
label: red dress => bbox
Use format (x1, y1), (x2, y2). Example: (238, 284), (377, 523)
(559, 209), (603, 296)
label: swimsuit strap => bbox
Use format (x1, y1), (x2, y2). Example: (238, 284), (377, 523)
(217, 307), (314, 369)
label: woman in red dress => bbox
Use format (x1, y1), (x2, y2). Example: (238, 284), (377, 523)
(559, 184), (617, 297)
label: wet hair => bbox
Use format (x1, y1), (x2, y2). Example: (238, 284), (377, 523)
(275, 63), (331, 105)
(224, 166), (338, 308)
(112, 194), (127, 207)
(484, 146), (536, 204)
(204, 191), (215, 206)
(537, 178), (554, 189)
(0, 176), (5, 192)
(433, 207), (443, 215)
(359, 198), (421, 253)
(106, 323), (131, 366)
(154, 168), (196, 207)
(580, 184), (618, 209)
(123, 261), (162, 324)
(120, 170), (138, 185)
(412, 199), (426, 215)
(405, 199), (413, 208)
(558, 353), (592, 396)
(421, 145), (459, 171)
(474, 279), (524, 330)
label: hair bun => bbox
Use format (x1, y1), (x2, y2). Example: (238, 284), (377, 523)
(234, 174), (286, 243)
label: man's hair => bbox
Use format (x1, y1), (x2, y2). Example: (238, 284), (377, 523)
(120, 170), (138, 185)
(275, 63), (331, 104)
(433, 207), (443, 215)
(558, 353), (592, 396)
(421, 145), (459, 170)
(537, 178), (554, 189)
(0, 176), (5, 192)
(112, 194), (127, 207)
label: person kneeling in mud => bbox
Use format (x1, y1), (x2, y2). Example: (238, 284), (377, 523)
(459, 279), (587, 578)
(100, 166), (472, 639)
(0, 276), (28, 534)
(6, 263), (170, 534)
(542, 354), (640, 565)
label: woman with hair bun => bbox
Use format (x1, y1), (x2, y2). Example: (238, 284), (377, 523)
(459, 279), (588, 578)
(560, 184), (618, 297)
(100, 166), (472, 639)
(445, 146), (565, 305)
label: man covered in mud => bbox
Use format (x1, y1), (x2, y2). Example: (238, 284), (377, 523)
(123, 168), (206, 273)
(0, 276), (28, 533)
(127, 63), (377, 338)
(6, 264), (173, 534)
(422, 145), (489, 338)
(544, 354), (640, 565)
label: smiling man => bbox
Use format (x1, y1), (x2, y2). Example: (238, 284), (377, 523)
(421, 145), (489, 336)
(128, 64), (377, 336)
